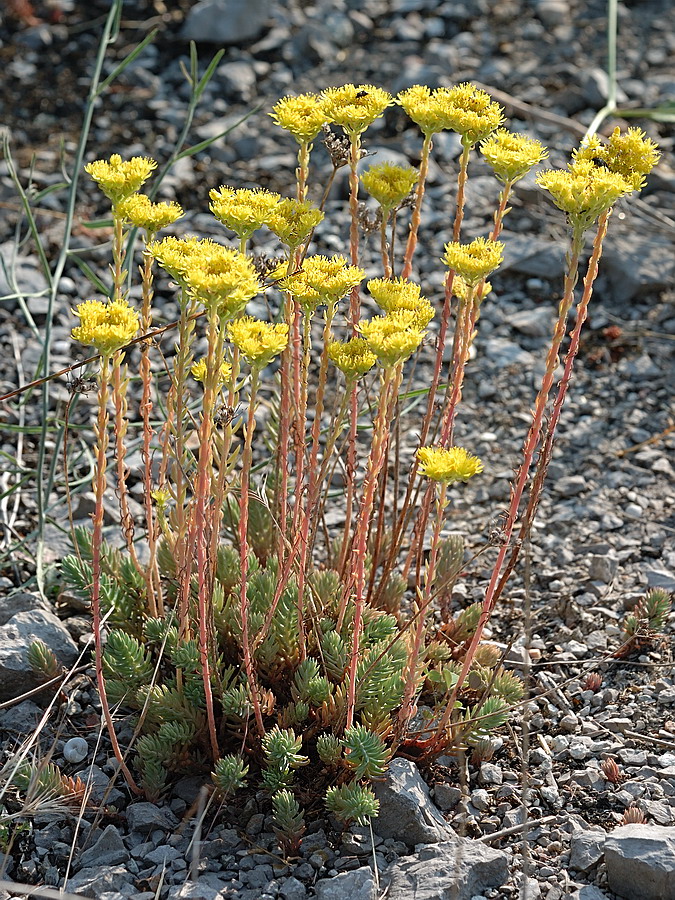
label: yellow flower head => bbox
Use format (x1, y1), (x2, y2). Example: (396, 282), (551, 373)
(270, 93), (328, 144)
(209, 186), (282, 240)
(151, 488), (171, 511)
(85, 154), (157, 204)
(536, 159), (633, 230)
(433, 83), (504, 145)
(227, 316), (289, 368)
(417, 446), (484, 483)
(147, 235), (208, 282)
(181, 244), (262, 317)
(452, 275), (492, 303)
(574, 128), (661, 192)
(280, 255), (364, 312)
(116, 193), (184, 232)
(327, 337), (377, 380)
(442, 237), (504, 285)
(367, 277), (434, 328)
(265, 198), (325, 248)
(602, 127), (660, 188)
(480, 128), (549, 184)
(71, 298), (139, 357)
(358, 312), (425, 368)
(361, 162), (419, 211)
(321, 84), (393, 137)
(398, 84), (446, 136)
(191, 357), (232, 386)
(367, 277), (423, 310)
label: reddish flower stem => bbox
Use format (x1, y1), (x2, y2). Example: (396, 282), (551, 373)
(193, 307), (222, 761)
(92, 356), (140, 794)
(344, 364), (402, 729)
(238, 367), (266, 736)
(401, 132), (433, 281)
(432, 223), (587, 743)
(138, 235), (159, 617)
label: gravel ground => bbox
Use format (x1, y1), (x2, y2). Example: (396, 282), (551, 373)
(1, 0), (674, 898)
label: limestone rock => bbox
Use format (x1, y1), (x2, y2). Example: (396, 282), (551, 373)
(386, 838), (509, 900)
(605, 824), (675, 900)
(0, 610), (78, 701)
(373, 758), (451, 846)
(181, 0), (271, 44)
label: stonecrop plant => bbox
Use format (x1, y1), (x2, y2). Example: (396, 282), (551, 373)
(58, 84), (659, 842)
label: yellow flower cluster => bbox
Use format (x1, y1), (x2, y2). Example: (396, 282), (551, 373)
(367, 277), (435, 329)
(452, 275), (492, 303)
(149, 237), (261, 316)
(116, 193), (184, 232)
(573, 127), (661, 191)
(434, 83), (504, 145)
(397, 85), (445, 136)
(442, 237), (504, 286)
(602, 127), (660, 188)
(147, 236), (208, 281)
(183, 247), (262, 317)
(536, 159), (633, 231)
(85, 154), (157, 204)
(327, 337), (377, 380)
(398, 83), (503, 143)
(361, 162), (419, 212)
(209, 186), (282, 241)
(358, 311), (426, 368)
(417, 446), (484, 483)
(265, 198), (325, 248)
(270, 93), (328, 144)
(191, 357), (233, 386)
(279, 255), (364, 312)
(227, 317), (289, 368)
(321, 84), (393, 137)
(480, 128), (549, 184)
(71, 298), (139, 357)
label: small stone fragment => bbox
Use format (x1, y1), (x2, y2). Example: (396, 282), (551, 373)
(77, 824), (130, 870)
(373, 758), (451, 845)
(315, 866), (376, 900)
(569, 830), (606, 873)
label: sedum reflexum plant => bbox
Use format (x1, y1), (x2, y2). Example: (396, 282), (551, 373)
(60, 83), (659, 843)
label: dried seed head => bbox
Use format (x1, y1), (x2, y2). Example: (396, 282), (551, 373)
(322, 124), (351, 169)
